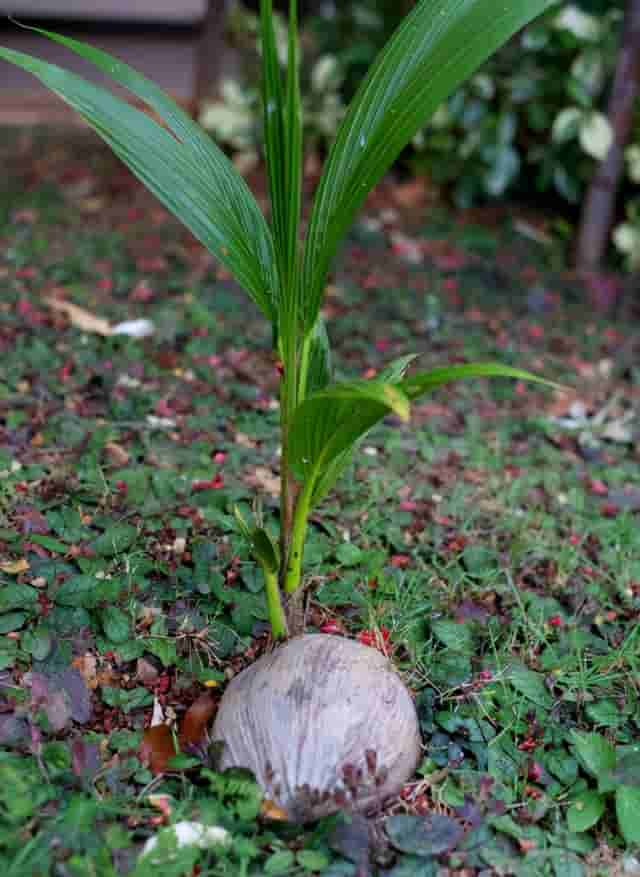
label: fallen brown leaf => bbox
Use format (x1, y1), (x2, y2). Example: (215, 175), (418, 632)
(244, 465), (280, 497)
(103, 441), (130, 467)
(44, 297), (113, 336)
(179, 692), (216, 748)
(0, 558), (29, 574)
(72, 653), (98, 689)
(140, 725), (177, 775)
(260, 799), (289, 821)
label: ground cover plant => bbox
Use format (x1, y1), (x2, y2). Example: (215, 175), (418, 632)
(1, 0), (640, 874)
(0, 128), (639, 873)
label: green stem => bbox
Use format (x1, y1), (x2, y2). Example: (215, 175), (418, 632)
(278, 332), (298, 576)
(262, 565), (288, 639)
(284, 477), (314, 593)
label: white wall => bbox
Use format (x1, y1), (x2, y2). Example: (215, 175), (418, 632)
(0, 0), (207, 23)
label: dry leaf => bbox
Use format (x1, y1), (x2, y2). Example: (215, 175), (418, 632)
(136, 657), (160, 686)
(234, 432), (257, 449)
(179, 692), (216, 748)
(0, 558), (29, 574)
(392, 177), (428, 209)
(260, 799), (289, 821)
(151, 697), (165, 728)
(140, 725), (177, 775)
(44, 297), (113, 336)
(148, 794), (173, 819)
(244, 465), (280, 497)
(103, 442), (130, 467)
(72, 653), (98, 689)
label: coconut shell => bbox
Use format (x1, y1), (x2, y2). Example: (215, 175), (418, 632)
(212, 634), (421, 821)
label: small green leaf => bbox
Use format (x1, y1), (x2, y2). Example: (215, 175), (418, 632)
(548, 847), (585, 877)
(609, 750), (640, 788)
(0, 640), (18, 671)
(567, 790), (605, 833)
(234, 507), (280, 574)
(462, 545), (499, 577)
(26, 534), (69, 554)
(101, 686), (153, 713)
(377, 354), (419, 382)
(0, 612), (27, 634)
(56, 574), (124, 608)
(296, 849), (330, 871)
(167, 754), (201, 771)
(0, 584), (38, 613)
(432, 620), (473, 653)
(509, 667), (552, 708)
(92, 523), (138, 556)
(546, 751), (579, 786)
(585, 699), (624, 727)
(249, 528), (280, 576)
(146, 637), (177, 667)
(24, 626), (53, 662)
(571, 732), (617, 779)
(101, 607), (131, 644)
(233, 505), (252, 541)
(335, 543), (363, 567)
(264, 850), (296, 874)
(616, 786), (640, 844)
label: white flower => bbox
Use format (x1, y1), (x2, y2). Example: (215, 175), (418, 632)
(554, 5), (601, 41)
(579, 112), (613, 160)
(141, 821), (231, 862)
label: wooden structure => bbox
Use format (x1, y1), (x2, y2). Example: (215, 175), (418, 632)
(0, 1), (228, 124)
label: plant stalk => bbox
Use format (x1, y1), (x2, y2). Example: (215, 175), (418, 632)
(262, 565), (288, 639)
(284, 477), (313, 593)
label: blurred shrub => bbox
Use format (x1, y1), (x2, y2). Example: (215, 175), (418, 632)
(311, 1), (639, 268)
(202, 1), (639, 268)
(199, 2), (346, 169)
